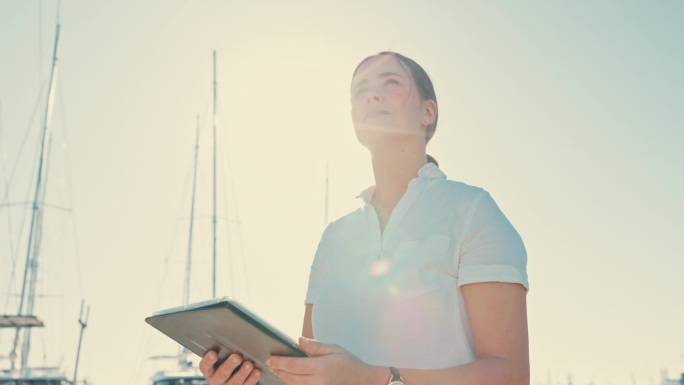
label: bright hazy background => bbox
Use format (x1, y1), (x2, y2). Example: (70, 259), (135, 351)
(1, 2), (682, 385)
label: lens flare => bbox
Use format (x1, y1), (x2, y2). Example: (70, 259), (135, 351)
(369, 258), (391, 276)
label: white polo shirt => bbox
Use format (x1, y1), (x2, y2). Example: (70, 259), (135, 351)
(305, 163), (528, 369)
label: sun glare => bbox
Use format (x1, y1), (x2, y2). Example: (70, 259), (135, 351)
(369, 258), (391, 276)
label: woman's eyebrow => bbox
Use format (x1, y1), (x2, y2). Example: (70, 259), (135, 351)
(352, 78), (368, 91)
(378, 71), (403, 79)
(353, 71), (403, 91)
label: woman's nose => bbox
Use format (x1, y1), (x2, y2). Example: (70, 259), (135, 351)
(365, 88), (382, 103)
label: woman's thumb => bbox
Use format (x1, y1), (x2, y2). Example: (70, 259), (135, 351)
(299, 336), (340, 357)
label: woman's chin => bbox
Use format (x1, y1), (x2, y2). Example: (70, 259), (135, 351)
(355, 122), (420, 136)
(355, 123), (424, 151)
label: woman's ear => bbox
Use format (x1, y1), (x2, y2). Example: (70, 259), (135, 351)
(422, 100), (437, 126)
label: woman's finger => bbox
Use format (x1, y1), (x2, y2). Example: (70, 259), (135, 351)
(226, 360), (256, 385)
(199, 351), (219, 377)
(243, 367), (261, 385)
(214, 354), (244, 383)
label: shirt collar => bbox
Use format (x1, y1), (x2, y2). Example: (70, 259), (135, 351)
(356, 163), (446, 204)
(418, 162), (447, 180)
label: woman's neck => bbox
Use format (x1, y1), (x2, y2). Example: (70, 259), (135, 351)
(371, 143), (426, 206)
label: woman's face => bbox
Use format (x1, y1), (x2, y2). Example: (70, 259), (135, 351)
(350, 55), (433, 150)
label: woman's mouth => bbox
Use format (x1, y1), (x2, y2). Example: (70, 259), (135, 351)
(365, 109), (390, 120)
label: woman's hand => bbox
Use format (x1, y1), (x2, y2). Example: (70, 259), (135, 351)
(199, 351), (261, 385)
(266, 337), (385, 385)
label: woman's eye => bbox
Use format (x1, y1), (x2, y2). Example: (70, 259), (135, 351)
(354, 88), (368, 97)
(385, 79), (400, 86)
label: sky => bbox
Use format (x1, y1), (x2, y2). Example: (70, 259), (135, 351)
(1, 1), (683, 385)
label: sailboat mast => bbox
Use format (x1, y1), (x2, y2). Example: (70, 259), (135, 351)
(212, 51), (217, 298)
(184, 116), (201, 307)
(11, 22), (61, 372)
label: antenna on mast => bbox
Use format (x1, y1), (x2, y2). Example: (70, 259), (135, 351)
(72, 300), (89, 385)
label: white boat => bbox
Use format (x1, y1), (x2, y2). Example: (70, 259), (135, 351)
(149, 365), (206, 385)
(661, 370), (684, 385)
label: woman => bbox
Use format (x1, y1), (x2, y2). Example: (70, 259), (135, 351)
(199, 52), (529, 385)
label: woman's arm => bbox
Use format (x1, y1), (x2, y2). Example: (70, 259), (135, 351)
(302, 303), (314, 339)
(397, 281), (529, 385)
(268, 282), (528, 385)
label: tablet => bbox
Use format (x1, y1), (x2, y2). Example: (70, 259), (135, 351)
(145, 297), (307, 385)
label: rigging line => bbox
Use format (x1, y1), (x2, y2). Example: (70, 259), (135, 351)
(17, 21), (61, 371)
(179, 115), (201, 364)
(129, 145), (196, 384)
(0, 86), (51, 313)
(217, 106), (251, 304)
(212, 50), (218, 299)
(56, 0), (62, 24)
(167, 0), (194, 32)
(158, 154), (196, 300)
(184, 115), (201, 307)
(40, 204), (77, 296)
(39, 330), (46, 367)
(219, 149), (234, 298)
(57, 71), (84, 297)
(0, 93), (48, 322)
(38, 0), (43, 89)
(0, 98), (20, 315)
(10, 141), (41, 293)
(213, 102), (235, 299)
(0, 202), (71, 212)
(0, 80), (49, 211)
(18, 133), (57, 363)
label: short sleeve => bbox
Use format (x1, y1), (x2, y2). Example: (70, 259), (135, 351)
(457, 191), (528, 289)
